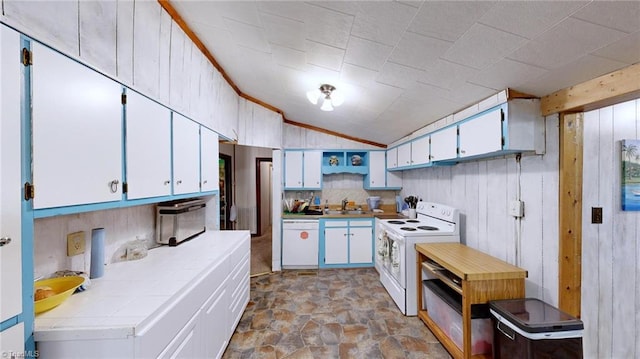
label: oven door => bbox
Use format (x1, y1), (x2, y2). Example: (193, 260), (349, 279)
(383, 229), (406, 288)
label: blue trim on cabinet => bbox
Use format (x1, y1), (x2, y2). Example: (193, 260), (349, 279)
(20, 34), (36, 352)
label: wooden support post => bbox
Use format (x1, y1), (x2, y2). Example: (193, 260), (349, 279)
(558, 113), (583, 317)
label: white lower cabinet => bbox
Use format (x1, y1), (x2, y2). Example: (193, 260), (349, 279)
(0, 323), (24, 356)
(35, 232), (250, 359)
(321, 219), (373, 268)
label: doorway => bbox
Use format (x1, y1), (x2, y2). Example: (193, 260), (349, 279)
(219, 153), (232, 230)
(255, 157), (272, 236)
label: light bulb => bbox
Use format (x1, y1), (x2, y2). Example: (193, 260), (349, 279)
(306, 89), (320, 105)
(330, 89), (344, 107)
(320, 97), (333, 111)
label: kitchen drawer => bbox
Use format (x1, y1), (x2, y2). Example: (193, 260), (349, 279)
(349, 220), (373, 227)
(324, 220), (349, 227)
(229, 236), (251, 267)
(228, 253), (249, 330)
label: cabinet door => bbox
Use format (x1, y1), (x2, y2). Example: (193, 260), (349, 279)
(201, 285), (228, 359)
(324, 228), (348, 264)
(0, 25), (22, 324)
(349, 226), (373, 264)
(125, 90), (172, 199)
(368, 151), (386, 188)
(386, 147), (398, 169)
(459, 109), (502, 158)
(284, 151), (303, 188)
(397, 143), (412, 167)
(32, 42), (123, 209)
(430, 126), (458, 162)
(200, 127), (219, 192)
(303, 151), (322, 189)
(173, 114), (201, 195)
(0, 323), (24, 355)
(411, 136), (430, 166)
(157, 310), (202, 359)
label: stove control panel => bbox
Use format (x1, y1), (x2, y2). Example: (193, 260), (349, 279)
(416, 202), (459, 223)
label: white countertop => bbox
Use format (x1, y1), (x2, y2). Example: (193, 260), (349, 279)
(34, 230), (250, 342)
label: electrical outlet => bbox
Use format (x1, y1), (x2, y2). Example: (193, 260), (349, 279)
(67, 231), (86, 256)
(592, 207), (603, 224)
(509, 200), (524, 218)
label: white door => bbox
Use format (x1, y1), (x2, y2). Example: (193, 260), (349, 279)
(302, 151), (322, 189)
(459, 109), (503, 158)
(0, 323), (24, 355)
(397, 142), (412, 167)
(324, 228), (348, 264)
(411, 136), (430, 166)
(386, 147), (398, 169)
(0, 24), (22, 326)
(157, 311), (202, 359)
(368, 151), (386, 188)
(125, 90), (172, 199)
(172, 113), (201, 195)
(349, 226), (373, 264)
(200, 127), (219, 192)
(284, 151), (303, 188)
(430, 126), (458, 162)
(31, 42), (123, 209)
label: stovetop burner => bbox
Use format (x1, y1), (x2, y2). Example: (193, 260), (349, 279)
(388, 220), (405, 225)
(400, 227), (417, 231)
(406, 219), (420, 223)
(417, 226), (439, 231)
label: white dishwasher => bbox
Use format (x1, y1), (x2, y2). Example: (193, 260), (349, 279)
(282, 219), (319, 269)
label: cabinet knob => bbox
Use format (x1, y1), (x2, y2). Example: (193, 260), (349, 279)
(203, 180), (208, 184)
(164, 180), (170, 185)
(460, 150), (466, 154)
(0, 237), (12, 247)
(177, 180), (183, 185)
(109, 179), (119, 193)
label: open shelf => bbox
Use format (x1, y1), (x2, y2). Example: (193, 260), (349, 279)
(321, 150), (368, 174)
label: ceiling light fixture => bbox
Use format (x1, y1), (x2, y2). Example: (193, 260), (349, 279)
(306, 84), (343, 111)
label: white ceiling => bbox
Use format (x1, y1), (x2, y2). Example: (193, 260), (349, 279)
(171, 1), (640, 145)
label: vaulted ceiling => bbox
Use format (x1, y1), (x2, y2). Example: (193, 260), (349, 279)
(170, 1), (640, 145)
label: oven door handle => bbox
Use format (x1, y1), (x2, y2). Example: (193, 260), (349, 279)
(385, 230), (404, 243)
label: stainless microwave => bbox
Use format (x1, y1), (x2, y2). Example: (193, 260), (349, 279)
(156, 199), (206, 246)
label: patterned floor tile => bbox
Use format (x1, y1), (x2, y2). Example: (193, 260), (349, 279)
(222, 268), (452, 359)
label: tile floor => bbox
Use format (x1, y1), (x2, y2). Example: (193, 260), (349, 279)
(222, 268), (452, 359)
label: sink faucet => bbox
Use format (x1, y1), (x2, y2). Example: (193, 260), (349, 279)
(341, 198), (348, 211)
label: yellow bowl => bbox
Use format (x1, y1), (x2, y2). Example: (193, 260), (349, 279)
(34, 276), (84, 314)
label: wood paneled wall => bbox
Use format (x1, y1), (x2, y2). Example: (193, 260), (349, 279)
(582, 99), (639, 359)
(401, 115), (560, 305)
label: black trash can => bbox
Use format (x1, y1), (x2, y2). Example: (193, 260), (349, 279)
(489, 298), (583, 359)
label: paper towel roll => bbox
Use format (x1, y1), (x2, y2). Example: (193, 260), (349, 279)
(90, 228), (105, 279)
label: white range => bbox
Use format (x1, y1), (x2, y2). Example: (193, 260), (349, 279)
(376, 201), (460, 316)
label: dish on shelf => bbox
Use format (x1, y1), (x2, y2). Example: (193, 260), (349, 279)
(329, 155), (339, 166)
(351, 154), (362, 166)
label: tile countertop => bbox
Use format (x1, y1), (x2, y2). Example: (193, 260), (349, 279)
(34, 230), (250, 342)
(282, 212), (406, 220)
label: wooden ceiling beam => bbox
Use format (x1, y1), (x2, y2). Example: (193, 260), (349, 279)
(541, 62), (640, 116)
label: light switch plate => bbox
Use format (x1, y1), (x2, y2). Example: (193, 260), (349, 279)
(509, 200), (524, 218)
(67, 231), (86, 256)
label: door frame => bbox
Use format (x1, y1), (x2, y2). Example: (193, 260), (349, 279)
(255, 157), (272, 236)
(219, 153), (232, 230)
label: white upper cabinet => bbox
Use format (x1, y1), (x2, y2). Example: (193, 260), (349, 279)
(172, 113), (201, 195)
(410, 136), (430, 166)
(397, 143), (412, 167)
(367, 151), (387, 189)
(284, 151), (303, 188)
(125, 90), (172, 200)
(284, 150), (321, 189)
(1, 24), (23, 325)
(200, 126), (219, 192)
(32, 42), (123, 209)
(215, 80), (239, 142)
(303, 151), (322, 189)
(238, 98), (283, 149)
(458, 108), (502, 158)
(386, 147), (398, 169)
(430, 126), (458, 162)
